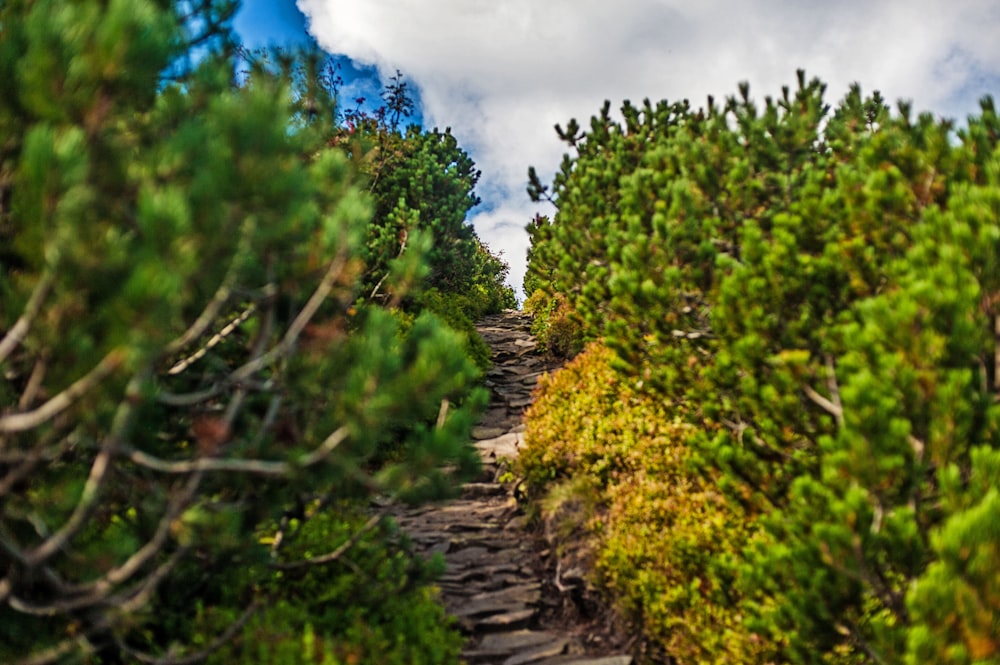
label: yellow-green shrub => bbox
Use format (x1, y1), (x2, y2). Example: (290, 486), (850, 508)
(523, 290), (583, 358)
(520, 342), (769, 663)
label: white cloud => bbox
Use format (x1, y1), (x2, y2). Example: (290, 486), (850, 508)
(298, 0), (1000, 298)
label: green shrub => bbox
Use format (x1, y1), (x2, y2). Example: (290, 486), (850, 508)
(414, 287), (493, 371)
(523, 290), (583, 358)
(520, 343), (768, 663)
(524, 73), (1000, 663)
(187, 508), (465, 665)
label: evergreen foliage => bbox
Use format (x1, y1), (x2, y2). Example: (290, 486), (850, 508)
(329, 78), (515, 369)
(524, 71), (1000, 663)
(0, 1), (506, 661)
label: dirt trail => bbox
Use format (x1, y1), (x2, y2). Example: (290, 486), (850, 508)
(391, 311), (632, 665)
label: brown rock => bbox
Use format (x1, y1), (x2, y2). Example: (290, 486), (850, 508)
(475, 608), (536, 632)
(472, 426), (509, 440)
(503, 639), (570, 665)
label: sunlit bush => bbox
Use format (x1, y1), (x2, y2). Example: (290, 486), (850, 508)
(520, 343), (769, 663)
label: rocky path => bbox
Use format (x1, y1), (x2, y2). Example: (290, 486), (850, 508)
(391, 311), (632, 665)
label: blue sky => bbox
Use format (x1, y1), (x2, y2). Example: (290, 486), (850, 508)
(232, 0), (312, 48)
(232, 0), (423, 128)
(236, 0), (1000, 297)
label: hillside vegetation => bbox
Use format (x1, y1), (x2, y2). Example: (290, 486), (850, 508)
(521, 71), (1000, 664)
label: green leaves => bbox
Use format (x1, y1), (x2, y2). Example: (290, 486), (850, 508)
(908, 447), (1000, 664)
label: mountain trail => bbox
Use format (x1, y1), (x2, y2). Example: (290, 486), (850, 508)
(391, 310), (633, 665)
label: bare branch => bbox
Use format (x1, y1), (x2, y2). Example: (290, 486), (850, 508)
(908, 434), (925, 463)
(298, 425), (351, 467)
(168, 303), (257, 375)
(0, 350), (125, 433)
(12, 542), (192, 664)
(220, 293), (278, 430)
(0, 272), (53, 364)
(802, 356), (845, 427)
(722, 417), (792, 463)
(164, 286), (231, 356)
(249, 393), (284, 450)
(111, 544), (188, 615)
(153, 288), (273, 406)
(436, 398), (450, 430)
(163, 229), (274, 356)
(272, 512), (383, 570)
(61, 473), (203, 606)
(120, 447), (289, 476)
(0, 441), (63, 495)
(370, 230), (409, 301)
(18, 356), (49, 410)
(119, 425), (349, 476)
(824, 355), (844, 426)
(155, 384), (224, 407)
(368, 271), (390, 300)
(155, 379), (275, 408)
(803, 384), (842, 419)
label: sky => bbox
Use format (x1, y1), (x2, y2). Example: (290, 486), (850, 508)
(236, 0), (1000, 299)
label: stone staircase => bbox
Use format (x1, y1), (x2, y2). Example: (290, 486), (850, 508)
(390, 311), (633, 665)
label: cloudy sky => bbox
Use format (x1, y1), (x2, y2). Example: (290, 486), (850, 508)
(237, 1), (1000, 298)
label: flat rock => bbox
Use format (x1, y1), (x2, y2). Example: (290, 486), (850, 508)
(446, 546), (490, 566)
(505, 515), (531, 531)
(520, 371), (546, 384)
(465, 582), (542, 605)
(475, 608), (536, 632)
(450, 596), (531, 619)
(472, 426), (509, 440)
(475, 432), (522, 459)
(478, 630), (560, 653)
(504, 639), (570, 665)
(508, 396), (535, 409)
(461, 482), (508, 499)
(439, 563), (522, 584)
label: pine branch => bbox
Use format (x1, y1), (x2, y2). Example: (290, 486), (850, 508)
(21, 373), (145, 566)
(41, 474), (202, 609)
(231, 246), (349, 383)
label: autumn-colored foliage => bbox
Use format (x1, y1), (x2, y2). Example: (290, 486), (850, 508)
(521, 343), (768, 663)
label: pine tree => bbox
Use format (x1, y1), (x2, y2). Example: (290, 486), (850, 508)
(0, 1), (480, 661)
(525, 72), (1000, 663)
